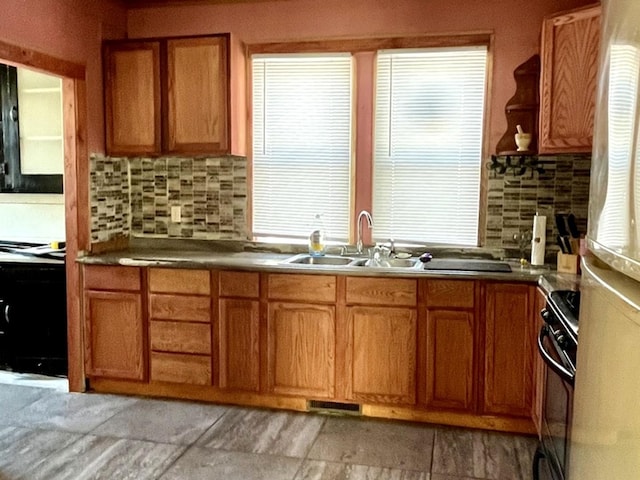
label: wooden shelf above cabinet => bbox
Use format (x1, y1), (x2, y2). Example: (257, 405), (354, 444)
(495, 55), (540, 156)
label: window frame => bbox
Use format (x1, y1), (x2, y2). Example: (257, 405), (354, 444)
(247, 33), (493, 247)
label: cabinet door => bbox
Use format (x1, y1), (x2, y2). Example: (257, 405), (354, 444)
(104, 42), (161, 155)
(347, 306), (417, 405)
(84, 290), (144, 380)
(539, 4), (601, 154)
(219, 298), (260, 392)
(167, 37), (228, 153)
(423, 309), (474, 411)
(420, 279), (476, 411)
(484, 283), (535, 417)
(267, 302), (335, 398)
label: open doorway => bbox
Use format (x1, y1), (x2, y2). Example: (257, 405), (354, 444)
(0, 39), (88, 393)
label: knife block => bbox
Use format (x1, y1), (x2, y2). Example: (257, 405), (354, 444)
(557, 252), (580, 274)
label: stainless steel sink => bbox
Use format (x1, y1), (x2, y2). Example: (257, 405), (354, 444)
(283, 254), (356, 265)
(353, 258), (421, 268)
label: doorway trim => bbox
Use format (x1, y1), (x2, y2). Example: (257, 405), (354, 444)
(0, 39), (88, 392)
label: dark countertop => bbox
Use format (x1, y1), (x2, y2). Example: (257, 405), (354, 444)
(538, 271), (582, 295)
(78, 247), (552, 282)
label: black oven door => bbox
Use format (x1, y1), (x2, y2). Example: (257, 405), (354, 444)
(537, 323), (576, 480)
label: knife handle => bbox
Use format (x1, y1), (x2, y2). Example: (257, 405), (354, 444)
(567, 214), (580, 239)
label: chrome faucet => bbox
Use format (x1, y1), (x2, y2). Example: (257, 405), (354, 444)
(356, 210), (374, 255)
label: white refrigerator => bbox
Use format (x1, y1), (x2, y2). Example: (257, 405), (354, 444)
(569, 0), (640, 478)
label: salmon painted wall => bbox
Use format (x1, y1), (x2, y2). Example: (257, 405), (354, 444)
(128, 0), (594, 155)
(0, 0), (127, 153)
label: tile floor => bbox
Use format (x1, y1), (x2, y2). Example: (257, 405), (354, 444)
(0, 378), (538, 480)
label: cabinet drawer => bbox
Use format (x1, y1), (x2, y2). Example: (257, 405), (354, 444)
(150, 352), (211, 385)
(219, 271), (260, 298)
(84, 265), (141, 291)
(423, 280), (475, 308)
(148, 268), (210, 295)
(268, 274), (336, 303)
(149, 294), (211, 322)
(346, 277), (417, 307)
(149, 321), (211, 354)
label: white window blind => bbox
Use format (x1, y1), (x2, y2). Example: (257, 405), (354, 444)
(373, 47), (488, 246)
(252, 54), (352, 242)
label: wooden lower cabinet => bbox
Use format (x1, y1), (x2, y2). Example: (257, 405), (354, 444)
(83, 265), (145, 381)
(82, 265), (541, 434)
(346, 306), (417, 405)
(484, 282), (535, 417)
(423, 309), (474, 411)
(267, 302), (335, 398)
(420, 279), (476, 412)
(218, 298), (260, 392)
(148, 268), (213, 386)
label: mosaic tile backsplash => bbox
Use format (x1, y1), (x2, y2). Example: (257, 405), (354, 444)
(90, 155), (129, 243)
(485, 154), (591, 257)
(90, 155), (248, 243)
(90, 153), (588, 257)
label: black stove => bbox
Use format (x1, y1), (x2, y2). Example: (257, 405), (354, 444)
(547, 290), (580, 344)
(534, 288), (580, 480)
(0, 240), (67, 376)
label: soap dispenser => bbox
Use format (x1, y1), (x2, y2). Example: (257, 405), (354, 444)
(308, 214), (326, 257)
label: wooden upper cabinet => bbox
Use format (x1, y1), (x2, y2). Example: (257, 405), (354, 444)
(539, 4), (601, 154)
(167, 37), (228, 153)
(103, 34), (246, 156)
(483, 282), (536, 417)
(104, 42), (161, 155)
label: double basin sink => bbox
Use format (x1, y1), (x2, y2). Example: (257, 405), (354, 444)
(282, 254), (513, 273)
(284, 253), (421, 269)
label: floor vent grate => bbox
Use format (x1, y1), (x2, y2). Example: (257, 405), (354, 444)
(308, 400), (361, 416)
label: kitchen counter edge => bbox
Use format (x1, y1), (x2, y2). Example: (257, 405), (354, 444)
(77, 250), (550, 282)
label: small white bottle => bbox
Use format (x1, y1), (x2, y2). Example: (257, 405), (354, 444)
(308, 214), (326, 257)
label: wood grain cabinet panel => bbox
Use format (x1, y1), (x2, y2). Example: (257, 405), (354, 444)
(219, 271), (260, 298)
(84, 265), (141, 292)
(268, 274), (336, 304)
(539, 4), (601, 154)
(267, 302), (335, 398)
(103, 42), (161, 155)
(149, 294), (211, 322)
(167, 37), (227, 153)
(423, 309), (474, 411)
(84, 290), (144, 380)
(148, 268), (210, 295)
(149, 321), (211, 355)
(150, 352), (211, 385)
(484, 282), (535, 417)
(346, 277), (417, 307)
(346, 306), (417, 405)
(218, 298), (260, 392)
(423, 279), (474, 309)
